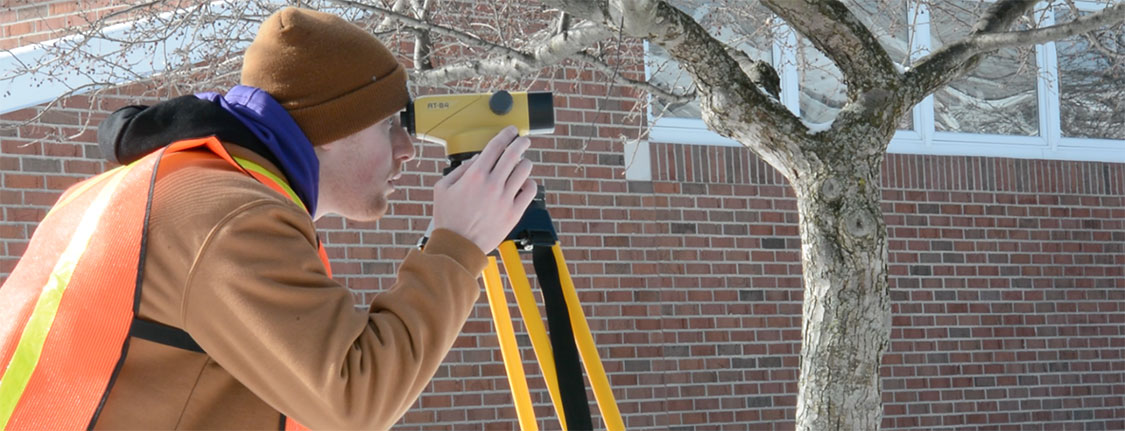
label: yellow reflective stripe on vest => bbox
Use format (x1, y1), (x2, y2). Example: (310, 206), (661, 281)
(231, 156), (306, 212)
(0, 164), (132, 429)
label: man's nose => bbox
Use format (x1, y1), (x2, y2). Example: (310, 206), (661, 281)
(393, 126), (415, 162)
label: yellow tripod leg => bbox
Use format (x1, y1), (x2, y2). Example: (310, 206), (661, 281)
(552, 243), (625, 431)
(482, 256), (538, 431)
(498, 241), (569, 430)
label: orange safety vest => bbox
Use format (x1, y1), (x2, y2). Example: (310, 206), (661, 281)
(0, 136), (327, 430)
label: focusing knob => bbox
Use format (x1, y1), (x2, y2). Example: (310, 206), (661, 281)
(489, 90), (513, 115)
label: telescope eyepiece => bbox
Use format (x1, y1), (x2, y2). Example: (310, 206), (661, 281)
(400, 101), (416, 136)
(527, 92), (554, 133)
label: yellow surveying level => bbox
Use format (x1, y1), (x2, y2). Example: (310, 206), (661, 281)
(405, 91), (623, 430)
(400, 90), (555, 161)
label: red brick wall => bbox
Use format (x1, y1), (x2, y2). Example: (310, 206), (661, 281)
(648, 143), (1124, 430)
(2, 6), (1123, 431)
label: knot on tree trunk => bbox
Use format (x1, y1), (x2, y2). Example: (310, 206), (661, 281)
(820, 177), (844, 202)
(843, 209), (876, 239)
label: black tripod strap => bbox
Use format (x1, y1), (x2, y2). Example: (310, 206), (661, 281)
(532, 245), (593, 430)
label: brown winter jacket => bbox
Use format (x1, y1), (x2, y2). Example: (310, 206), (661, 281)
(91, 144), (486, 430)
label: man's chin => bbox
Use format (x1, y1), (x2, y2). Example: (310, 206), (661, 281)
(319, 199), (388, 222)
(350, 204), (388, 222)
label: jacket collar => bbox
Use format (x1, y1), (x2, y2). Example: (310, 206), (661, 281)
(196, 86), (320, 216)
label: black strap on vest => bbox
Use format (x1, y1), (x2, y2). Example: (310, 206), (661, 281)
(128, 318), (204, 353)
(532, 245), (593, 430)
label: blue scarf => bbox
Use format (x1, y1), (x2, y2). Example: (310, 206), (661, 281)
(196, 86), (320, 216)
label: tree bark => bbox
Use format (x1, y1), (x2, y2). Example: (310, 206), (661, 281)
(790, 146), (890, 431)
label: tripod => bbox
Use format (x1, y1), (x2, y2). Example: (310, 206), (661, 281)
(422, 182), (623, 429)
(480, 186), (623, 430)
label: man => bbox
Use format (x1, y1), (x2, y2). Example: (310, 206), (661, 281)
(0, 7), (536, 429)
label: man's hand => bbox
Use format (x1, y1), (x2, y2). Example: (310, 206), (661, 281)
(433, 126), (537, 254)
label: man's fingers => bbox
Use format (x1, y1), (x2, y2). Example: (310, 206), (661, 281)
(505, 158), (533, 197)
(472, 125), (519, 175)
(513, 178), (537, 214)
(438, 156), (475, 187)
(492, 136), (531, 178)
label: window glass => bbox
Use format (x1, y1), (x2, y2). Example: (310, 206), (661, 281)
(1055, 8), (1125, 140)
(648, 0), (774, 119)
(796, 0), (912, 127)
(795, 38), (846, 125)
(930, 0), (1040, 136)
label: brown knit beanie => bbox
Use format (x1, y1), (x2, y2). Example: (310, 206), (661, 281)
(241, 7), (409, 146)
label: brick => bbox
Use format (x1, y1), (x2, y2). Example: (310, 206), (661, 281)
(43, 142), (82, 157)
(23, 191), (59, 206)
(623, 360), (651, 372)
(909, 265), (932, 276)
(598, 153), (624, 166)
(2, 140), (42, 155)
(5, 21), (32, 37)
(758, 356), (782, 368)
(746, 396), (773, 408)
(21, 158), (60, 173)
(44, 175), (81, 190)
(761, 238), (786, 249)
(669, 222), (694, 234)
(3, 173), (44, 189)
(681, 183), (706, 195)
(63, 160), (101, 174)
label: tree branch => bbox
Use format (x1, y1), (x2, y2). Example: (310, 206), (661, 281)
(546, 0), (811, 171)
(902, 0), (1041, 106)
(409, 0), (434, 70)
(410, 20), (615, 86)
(760, 0), (899, 98)
(971, 0), (1038, 34)
(973, 2), (1124, 53)
(372, 0), (411, 32)
(326, 0), (535, 63)
(542, 0), (609, 24)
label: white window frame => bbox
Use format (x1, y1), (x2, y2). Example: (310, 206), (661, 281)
(640, 0), (1125, 179)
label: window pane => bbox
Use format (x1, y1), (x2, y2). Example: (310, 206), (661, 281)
(648, 0), (774, 119)
(796, 38), (845, 124)
(796, 0), (911, 127)
(931, 1), (1040, 136)
(1055, 8), (1125, 140)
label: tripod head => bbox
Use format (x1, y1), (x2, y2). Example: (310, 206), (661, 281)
(506, 185), (557, 250)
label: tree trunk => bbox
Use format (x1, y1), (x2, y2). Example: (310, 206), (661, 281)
(791, 150), (891, 430)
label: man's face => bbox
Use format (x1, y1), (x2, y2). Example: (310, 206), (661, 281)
(314, 114), (415, 221)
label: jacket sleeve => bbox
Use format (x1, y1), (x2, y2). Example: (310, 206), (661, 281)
(180, 199), (486, 429)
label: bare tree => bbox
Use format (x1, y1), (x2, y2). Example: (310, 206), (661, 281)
(2, 0), (1122, 429)
(583, 1), (1122, 429)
